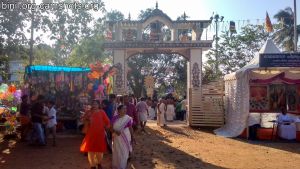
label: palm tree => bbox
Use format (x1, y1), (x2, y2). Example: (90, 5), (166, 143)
(273, 7), (300, 51)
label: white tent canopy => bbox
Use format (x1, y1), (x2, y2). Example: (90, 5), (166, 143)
(224, 39), (281, 81)
(214, 39), (282, 137)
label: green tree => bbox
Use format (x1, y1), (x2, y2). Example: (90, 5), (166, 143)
(67, 9), (127, 67)
(138, 8), (154, 20)
(273, 7), (300, 51)
(105, 10), (124, 22)
(0, 0), (31, 81)
(45, 0), (105, 65)
(0, 0), (30, 50)
(67, 35), (106, 67)
(206, 24), (269, 80)
(32, 44), (56, 65)
(127, 54), (187, 97)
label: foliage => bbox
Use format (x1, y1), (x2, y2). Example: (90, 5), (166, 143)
(32, 44), (56, 65)
(67, 35), (106, 67)
(0, 0), (30, 50)
(138, 8), (154, 21)
(105, 10), (124, 22)
(0, 0), (31, 77)
(127, 54), (186, 98)
(273, 7), (300, 51)
(205, 24), (269, 80)
(0, 0), (106, 68)
(42, 0), (105, 65)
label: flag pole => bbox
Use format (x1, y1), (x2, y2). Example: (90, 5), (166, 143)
(294, 0), (297, 52)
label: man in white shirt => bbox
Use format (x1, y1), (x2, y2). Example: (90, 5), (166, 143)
(136, 97), (148, 132)
(46, 100), (57, 146)
(277, 108), (296, 140)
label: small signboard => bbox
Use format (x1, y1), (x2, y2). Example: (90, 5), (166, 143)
(259, 53), (300, 67)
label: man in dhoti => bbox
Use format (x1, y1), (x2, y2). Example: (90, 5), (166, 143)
(157, 98), (166, 127)
(136, 97), (148, 132)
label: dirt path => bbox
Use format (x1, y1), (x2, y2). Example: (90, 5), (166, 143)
(1, 121), (300, 169)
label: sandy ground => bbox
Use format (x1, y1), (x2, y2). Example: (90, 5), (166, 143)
(1, 121), (300, 169)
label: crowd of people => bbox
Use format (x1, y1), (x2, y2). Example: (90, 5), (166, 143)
(18, 92), (187, 169)
(79, 93), (187, 169)
(19, 93), (57, 146)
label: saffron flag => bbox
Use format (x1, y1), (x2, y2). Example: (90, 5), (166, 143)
(265, 12), (273, 32)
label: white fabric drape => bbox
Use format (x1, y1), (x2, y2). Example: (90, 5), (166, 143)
(214, 72), (250, 137)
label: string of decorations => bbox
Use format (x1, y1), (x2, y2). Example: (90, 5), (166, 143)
(206, 17), (288, 33)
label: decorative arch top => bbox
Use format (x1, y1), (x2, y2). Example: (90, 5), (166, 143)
(141, 8), (173, 27)
(105, 3), (212, 42)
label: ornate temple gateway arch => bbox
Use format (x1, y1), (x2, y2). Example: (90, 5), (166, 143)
(103, 4), (223, 126)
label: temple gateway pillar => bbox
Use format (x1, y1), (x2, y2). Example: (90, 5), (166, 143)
(187, 48), (202, 125)
(113, 49), (127, 94)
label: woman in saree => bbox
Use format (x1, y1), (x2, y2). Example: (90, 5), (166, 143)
(112, 105), (135, 169)
(80, 100), (110, 169)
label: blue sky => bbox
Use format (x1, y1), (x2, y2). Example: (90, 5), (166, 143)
(103, 0), (298, 24)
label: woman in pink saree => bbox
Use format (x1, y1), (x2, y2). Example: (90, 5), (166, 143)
(112, 105), (135, 169)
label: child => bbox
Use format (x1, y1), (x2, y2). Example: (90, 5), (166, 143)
(46, 100), (57, 146)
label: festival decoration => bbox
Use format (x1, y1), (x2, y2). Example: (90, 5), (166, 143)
(0, 83), (21, 135)
(8, 84), (17, 93)
(86, 61), (117, 98)
(144, 75), (155, 97)
(0, 84), (8, 92)
(88, 61), (112, 80)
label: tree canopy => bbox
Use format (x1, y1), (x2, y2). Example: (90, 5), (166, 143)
(273, 7), (300, 51)
(205, 24), (269, 81)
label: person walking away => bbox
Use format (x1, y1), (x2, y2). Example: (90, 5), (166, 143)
(180, 96), (187, 121)
(157, 98), (166, 127)
(148, 102), (156, 120)
(30, 95), (47, 146)
(112, 105), (135, 169)
(20, 95), (30, 142)
(175, 100), (182, 120)
(136, 97), (148, 132)
(166, 98), (175, 122)
(123, 95), (138, 131)
(80, 100), (110, 169)
(45, 100), (57, 146)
